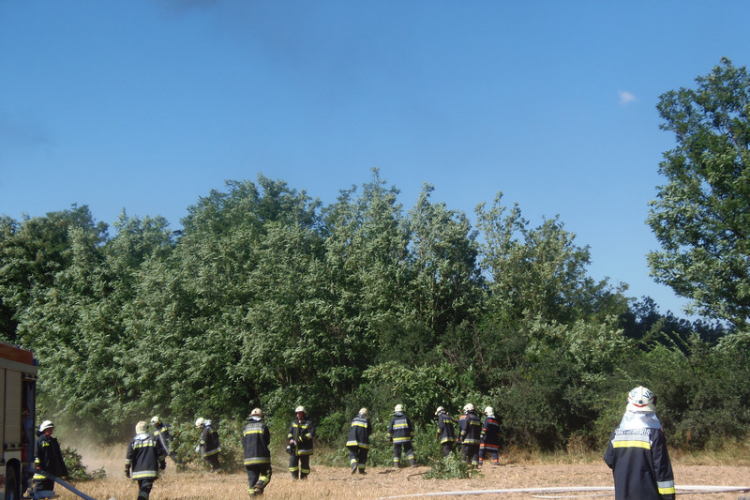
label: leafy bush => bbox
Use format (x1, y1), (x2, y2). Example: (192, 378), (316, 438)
(424, 453), (478, 479)
(62, 447), (106, 481)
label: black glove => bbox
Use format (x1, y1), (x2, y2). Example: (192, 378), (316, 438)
(160, 460), (167, 470)
(124, 468), (130, 478)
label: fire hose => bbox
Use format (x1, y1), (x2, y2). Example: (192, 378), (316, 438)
(377, 485), (750, 499)
(31, 471), (100, 500)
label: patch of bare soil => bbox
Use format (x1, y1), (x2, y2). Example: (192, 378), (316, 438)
(53, 459), (750, 500)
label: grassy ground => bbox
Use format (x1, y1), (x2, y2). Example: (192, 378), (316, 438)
(42, 443), (750, 500)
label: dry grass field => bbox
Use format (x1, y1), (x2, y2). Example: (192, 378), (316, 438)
(46, 446), (750, 500)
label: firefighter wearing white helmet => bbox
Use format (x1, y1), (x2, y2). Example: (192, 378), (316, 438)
(196, 417), (221, 472)
(458, 403), (481, 467)
(288, 405), (315, 479)
(479, 406), (501, 466)
(125, 421), (167, 500)
(604, 387), (675, 500)
(388, 404), (416, 467)
(33, 420), (68, 495)
(435, 406), (456, 457)
(243, 408), (272, 495)
(346, 408), (372, 474)
(151, 416), (179, 466)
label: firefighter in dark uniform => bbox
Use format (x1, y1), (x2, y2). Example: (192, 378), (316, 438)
(33, 420), (68, 497)
(242, 408), (272, 496)
(195, 417), (221, 472)
(435, 406), (456, 457)
(346, 408), (372, 474)
(125, 421), (167, 500)
(151, 416), (179, 465)
(604, 386), (675, 500)
(288, 406), (315, 479)
(388, 404), (416, 468)
(479, 406), (501, 466)
(458, 403), (482, 467)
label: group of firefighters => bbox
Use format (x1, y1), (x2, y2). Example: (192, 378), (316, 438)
(31, 386), (674, 500)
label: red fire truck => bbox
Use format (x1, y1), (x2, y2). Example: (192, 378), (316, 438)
(0, 342), (37, 500)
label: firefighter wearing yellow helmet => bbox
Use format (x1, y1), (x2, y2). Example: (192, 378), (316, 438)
(604, 387), (675, 500)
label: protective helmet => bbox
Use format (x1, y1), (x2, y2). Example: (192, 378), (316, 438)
(359, 408), (368, 416)
(251, 408), (263, 417)
(151, 415), (161, 425)
(295, 406), (306, 413)
(135, 421), (148, 434)
(435, 406), (445, 415)
(39, 420), (55, 433)
(195, 417), (205, 428)
(627, 386), (657, 412)
(484, 406), (494, 416)
(394, 404), (403, 412)
(463, 403), (475, 413)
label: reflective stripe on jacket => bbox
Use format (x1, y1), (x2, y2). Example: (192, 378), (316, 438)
(346, 414), (372, 449)
(604, 426), (675, 500)
(388, 412), (414, 443)
(242, 418), (271, 466)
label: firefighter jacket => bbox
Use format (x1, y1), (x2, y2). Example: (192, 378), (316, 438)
(437, 411), (456, 444)
(288, 417), (315, 455)
(34, 433), (68, 480)
(459, 411), (482, 445)
(152, 423), (173, 454)
(242, 417), (271, 466)
(346, 413), (372, 449)
(480, 415), (501, 451)
(604, 412), (675, 500)
(388, 412), (414, 444)
(125, 433), (167, 480)
(200, 424), (221, 458)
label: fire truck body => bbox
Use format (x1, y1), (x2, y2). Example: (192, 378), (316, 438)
(0, 342), (37, 500)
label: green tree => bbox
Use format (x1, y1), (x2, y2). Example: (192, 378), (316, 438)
(405, 184), (481, 336)
(476, 193), (626, 325)
(648, 58), (750, 327)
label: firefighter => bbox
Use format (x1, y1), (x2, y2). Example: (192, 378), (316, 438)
(151, 416), (179, 466)
(33, 420), (68, 497)
(195, 417), (222, 472)
(242, 408), (272, 496)
(458, 403), (481, 467)
(287, 406), (315, 479)
(125, 421), (167, 500)
(346, 408), (372, 474)
(604, 386), (675, 500)
(388, 404), (416, 468)
(435, 406), (456, 457)
(479, 406), (501, 466)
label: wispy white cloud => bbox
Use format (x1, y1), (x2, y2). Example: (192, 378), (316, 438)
(618, 90), (637, 105)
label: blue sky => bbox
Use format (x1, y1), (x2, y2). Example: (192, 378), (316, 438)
(2, 1), (748, 318)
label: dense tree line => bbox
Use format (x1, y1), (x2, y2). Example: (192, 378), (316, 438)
(3, 59), (750, 453)
(0, 171), (743, 451)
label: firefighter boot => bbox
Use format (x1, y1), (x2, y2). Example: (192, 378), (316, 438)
(254, 480), (265, 495)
